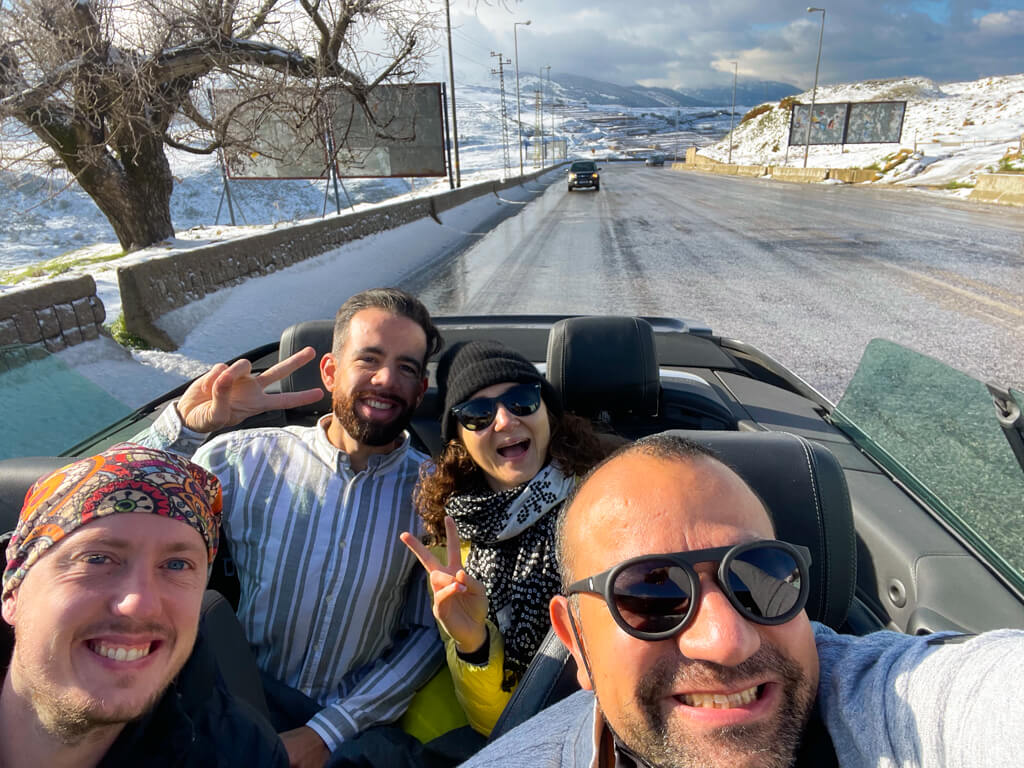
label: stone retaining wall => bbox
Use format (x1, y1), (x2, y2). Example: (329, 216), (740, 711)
(0, 276), (106, 352)
(120, 167), (556, 350)
(970, 173), (1024, 206)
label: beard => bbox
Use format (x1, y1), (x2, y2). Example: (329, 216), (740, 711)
(333, 388), (416, 447)
(13, 619), (177, 746)
(607, 642), (815, 768)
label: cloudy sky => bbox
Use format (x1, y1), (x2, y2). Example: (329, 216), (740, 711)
(431, 0), (1024, 89)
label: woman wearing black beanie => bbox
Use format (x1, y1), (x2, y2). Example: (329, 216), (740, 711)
(401, 339), (607, 737)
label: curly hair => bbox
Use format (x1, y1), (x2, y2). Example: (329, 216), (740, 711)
(414, 411), (609, 544)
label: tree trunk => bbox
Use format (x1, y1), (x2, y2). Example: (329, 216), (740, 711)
(65, 137), (176, 252)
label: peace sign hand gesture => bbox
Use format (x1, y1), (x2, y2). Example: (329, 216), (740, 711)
(176, 346), (324, 434)
(401, 516), (490, 655)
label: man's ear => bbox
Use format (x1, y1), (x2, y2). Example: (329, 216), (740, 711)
(2, 591), (18, 627)
(551, 595), (593, 691)
(320, 353), (338, 391)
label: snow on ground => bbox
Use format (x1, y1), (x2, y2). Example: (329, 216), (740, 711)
(699, 73), (1024, 186)
(1, 73), (1022, 454)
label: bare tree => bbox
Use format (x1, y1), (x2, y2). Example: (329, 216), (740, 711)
(0, 0), (438, 251)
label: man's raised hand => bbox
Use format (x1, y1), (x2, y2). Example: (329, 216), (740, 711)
(176, 346), (324, 434)
(400, 516), (490, 654)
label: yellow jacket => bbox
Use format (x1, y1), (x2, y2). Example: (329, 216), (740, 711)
(400, 544), (513, 741)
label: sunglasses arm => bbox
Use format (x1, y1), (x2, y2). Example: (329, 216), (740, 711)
(566, 600), (596, 689)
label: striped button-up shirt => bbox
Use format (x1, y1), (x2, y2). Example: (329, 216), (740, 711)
(134, 405), (443, 750)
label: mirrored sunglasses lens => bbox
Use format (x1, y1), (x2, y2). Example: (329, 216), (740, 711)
(456, 402), (496, 431)
(727, 545), (803, 620)
(612, 559), (692, 633)
(504, 384), (541, 416)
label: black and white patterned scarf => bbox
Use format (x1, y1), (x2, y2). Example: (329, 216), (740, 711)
(445, 463), (575, 691)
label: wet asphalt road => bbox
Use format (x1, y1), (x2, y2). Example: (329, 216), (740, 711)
(407, 163), (1024, 401)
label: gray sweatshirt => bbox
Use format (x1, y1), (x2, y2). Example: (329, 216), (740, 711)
(459, 623), (1024, 767)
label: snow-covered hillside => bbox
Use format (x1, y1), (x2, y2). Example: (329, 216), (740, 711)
(700, 74), (1024, 189)
(2, 72), (1022, 277)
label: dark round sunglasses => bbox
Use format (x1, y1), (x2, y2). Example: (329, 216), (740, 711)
(450, 381), (543, 432)
(566, 540), (811, 640)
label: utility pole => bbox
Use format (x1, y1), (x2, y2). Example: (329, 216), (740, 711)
(535, 83), (544, 168)
(444, 0), (461, 186)
(513, 20), (531, 176)
(542, 65), (551, 167)
(491, 52), (513, 179)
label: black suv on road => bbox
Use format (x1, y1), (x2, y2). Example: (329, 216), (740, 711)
(567, 160), (600, 192)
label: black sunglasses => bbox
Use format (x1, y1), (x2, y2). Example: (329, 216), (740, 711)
(566, 540), (811, 640)
(450, 382), (543, 432)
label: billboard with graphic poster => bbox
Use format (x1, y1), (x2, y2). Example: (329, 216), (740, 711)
(789, 101), (906, 146)
(846, 101), (906, 144)
(789, 103), (848, 146)
(216, 83), (447, 180)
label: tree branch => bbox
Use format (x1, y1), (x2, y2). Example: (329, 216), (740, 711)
(238, 0), (281, 39)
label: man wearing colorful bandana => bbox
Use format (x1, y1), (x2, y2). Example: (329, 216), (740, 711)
(0, 444), (287, 768)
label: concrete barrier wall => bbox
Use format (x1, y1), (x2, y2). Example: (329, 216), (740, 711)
(970, 173), (1024, 206)
(120, 166), (557, 349)
(769, 167), (830, 183)
(827, 168), (882, 183)
(0, 276), (106, 352)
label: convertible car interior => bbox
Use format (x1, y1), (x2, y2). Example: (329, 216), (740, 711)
(2, 313), (1022, 742)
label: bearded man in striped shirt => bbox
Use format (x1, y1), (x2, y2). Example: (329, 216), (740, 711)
(133, 287), (444, 768)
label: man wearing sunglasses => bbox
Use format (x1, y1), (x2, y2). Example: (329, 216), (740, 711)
(461, 434), (1024, 768)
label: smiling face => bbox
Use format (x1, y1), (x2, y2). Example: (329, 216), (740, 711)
(321, 307), (429, 452)
(1, 514), (208, 742)
(457, 381), (552, 492)
(550, 452), (819, 768)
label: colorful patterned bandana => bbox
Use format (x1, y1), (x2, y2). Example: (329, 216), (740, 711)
(2, 443), (222, 599)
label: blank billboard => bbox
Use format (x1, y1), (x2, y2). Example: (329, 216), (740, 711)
(216, 91), (330, 179)
(216, 83), (447, 180)
(327, 84), (446, 178)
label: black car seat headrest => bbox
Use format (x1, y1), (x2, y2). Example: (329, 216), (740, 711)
(0, 457), (71, 535)
(490, 429), (856, 740)
(546, 316), (659, 419)
(277, 320), (335, 417)
(670, 430), (856, 630)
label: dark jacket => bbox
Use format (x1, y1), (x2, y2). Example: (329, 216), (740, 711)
(1, 623), (287, 767)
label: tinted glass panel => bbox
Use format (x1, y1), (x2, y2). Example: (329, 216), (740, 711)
(833, 339), (1024, 583)
(0, 346), (130, 459)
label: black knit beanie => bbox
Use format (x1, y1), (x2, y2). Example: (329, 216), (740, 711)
(438, 340), (562, 441)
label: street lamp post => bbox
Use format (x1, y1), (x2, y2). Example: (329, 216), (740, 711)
(513, 19), (531, 176)
(728, 60), (738, 165)
(804, 7), (826, 168)
(444, 0), (460, 186)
